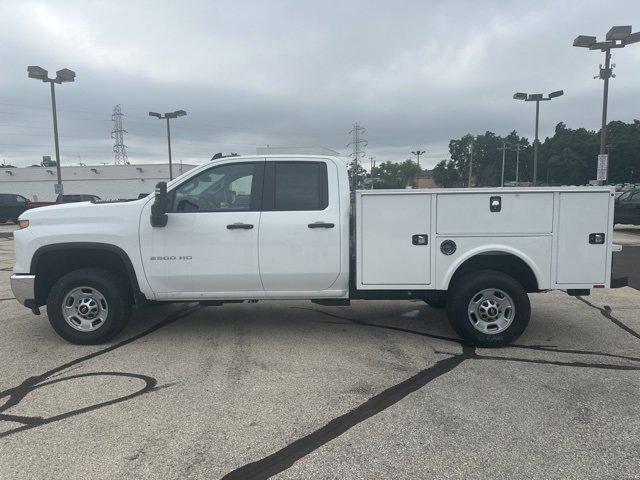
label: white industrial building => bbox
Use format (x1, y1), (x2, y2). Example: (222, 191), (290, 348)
(0, 163), (197, 202)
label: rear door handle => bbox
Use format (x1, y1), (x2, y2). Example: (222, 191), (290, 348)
(308, 222), (335, 229)
(227, 223), (254, 230)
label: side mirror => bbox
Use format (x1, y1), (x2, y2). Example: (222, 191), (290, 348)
(150, 182), (169, 227)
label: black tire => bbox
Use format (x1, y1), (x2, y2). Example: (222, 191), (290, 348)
(12, 218), (19, 225)
(423, 291), (447, 309)
(46, 268), (132, 344)
(0, 218), (7, 224)
(446, 270), (530, 347)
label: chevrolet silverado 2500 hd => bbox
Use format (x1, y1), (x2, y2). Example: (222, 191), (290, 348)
(10, 155), (625, 346)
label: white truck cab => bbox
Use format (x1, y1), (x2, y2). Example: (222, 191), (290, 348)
(11, 155), (626, 347)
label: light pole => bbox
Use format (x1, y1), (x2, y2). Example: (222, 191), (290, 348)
(149, 110), (187, 180)
(27, 66), (76, 196)
(573, 26), (639, 184)
(411, 150), (426, 170)
(513, 90), (564, 186)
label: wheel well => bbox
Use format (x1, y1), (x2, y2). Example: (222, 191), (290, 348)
(449, 252), (539, 292)
(32, 245), (138, 306)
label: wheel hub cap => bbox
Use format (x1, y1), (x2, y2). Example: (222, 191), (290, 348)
(468, 288), (515, 335)
(62, 287), (109, 332)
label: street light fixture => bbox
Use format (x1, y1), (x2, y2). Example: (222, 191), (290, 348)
(573, 25), (639, 183)
(513, 89), (564, 186)
(27, 65), (76, 196)
(148, 109), (188, 180)
(411, 149), (426, 169)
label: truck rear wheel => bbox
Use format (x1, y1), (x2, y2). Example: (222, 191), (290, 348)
(446, 270), (530, 347)
(46, 268), (132, 344)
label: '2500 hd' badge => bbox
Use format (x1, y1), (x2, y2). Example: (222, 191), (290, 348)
(150, 256), (193, 261)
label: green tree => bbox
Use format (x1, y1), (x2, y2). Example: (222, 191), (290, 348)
(347, 159), (368, 190)
(372, 159), (422, 189)
(432, 159), (461, 187)
(546, 148), (591, 185)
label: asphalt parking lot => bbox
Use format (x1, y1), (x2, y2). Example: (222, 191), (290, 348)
(1, 223), (640, 479)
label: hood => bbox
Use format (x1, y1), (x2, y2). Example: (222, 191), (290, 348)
(20, 198), (149, 225)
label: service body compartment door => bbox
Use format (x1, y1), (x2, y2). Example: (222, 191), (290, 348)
(360, 193), (431, 286)
(556, 192), (610, 284)
(437, 192), (554, 235)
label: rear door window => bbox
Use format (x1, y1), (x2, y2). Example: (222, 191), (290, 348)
(268, 162), (328, 211)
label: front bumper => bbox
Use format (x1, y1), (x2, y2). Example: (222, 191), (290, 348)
(10, 274), (36, 307)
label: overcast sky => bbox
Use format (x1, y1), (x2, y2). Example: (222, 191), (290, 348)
(1, 0), (639, 169)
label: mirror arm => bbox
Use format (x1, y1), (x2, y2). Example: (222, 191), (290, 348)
(150, 181), (169, 227)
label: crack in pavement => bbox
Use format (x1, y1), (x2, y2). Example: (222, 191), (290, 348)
(222, 346), (476, 480)
(0, 304), (202, 438)
(576, 296), (640, 341)
(294, 306), (640, 363)
(220, 302), (640, 479)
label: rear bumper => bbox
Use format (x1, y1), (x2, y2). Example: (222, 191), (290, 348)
(10, 274), (35, 306)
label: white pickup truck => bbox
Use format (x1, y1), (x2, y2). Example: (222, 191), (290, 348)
(11, 155), (625, 346)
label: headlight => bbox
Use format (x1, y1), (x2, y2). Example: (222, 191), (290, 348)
(18, 220), (29, 229)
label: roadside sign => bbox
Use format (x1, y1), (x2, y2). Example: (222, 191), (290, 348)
(54, 183), (64, 195)
(597, 154), (608, 182)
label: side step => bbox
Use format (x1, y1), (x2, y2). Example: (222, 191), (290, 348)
(199, 300), (245, 306)
(311, 299), (351, 306)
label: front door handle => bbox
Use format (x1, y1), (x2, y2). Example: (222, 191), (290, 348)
(227, 223), (254, 230)
(308, 222), (335, 229)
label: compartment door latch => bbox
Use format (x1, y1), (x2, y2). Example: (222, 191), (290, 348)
(490, 196), (502, 212)
(589, 233), (605, 244)
(412, 234), (429, 245)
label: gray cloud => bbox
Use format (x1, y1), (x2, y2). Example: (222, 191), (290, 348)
(0, 0), (639, 169)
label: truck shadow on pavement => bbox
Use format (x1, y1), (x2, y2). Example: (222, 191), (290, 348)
(1, 299), (639, 480)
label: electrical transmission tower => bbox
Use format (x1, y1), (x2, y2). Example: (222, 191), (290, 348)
(111, 105), (129, 165)
(347, 122), (367, 189)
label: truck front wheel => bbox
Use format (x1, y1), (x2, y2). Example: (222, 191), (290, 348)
(46, 268), (132, 344)
(446, 270), (530, 347)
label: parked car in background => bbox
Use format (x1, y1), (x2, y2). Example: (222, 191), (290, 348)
(614, 188), (640, 225)
(0, 193), (30, 224)
(28, 194), (101, 208)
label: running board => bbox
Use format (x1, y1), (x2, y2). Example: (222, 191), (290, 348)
(311, 299), (351, 306)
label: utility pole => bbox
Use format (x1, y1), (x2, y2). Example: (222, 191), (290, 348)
(467, 141), (474, 188)
(533, 100), (539, 186)
(28, 66), (76, 196)
(498, 143), (508, 187)
(411, 150), (426, 170)
(347, 122), (367, 190)
(515, 144), (521, 185)
(369, 155), (376, 189)
(111, 105), (129, 165)
(573, 26), (639, 183)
